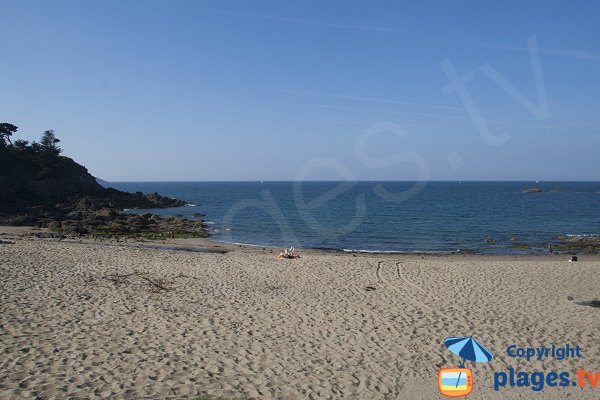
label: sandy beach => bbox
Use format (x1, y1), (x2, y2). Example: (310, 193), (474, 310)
(1, 228), (599, 399)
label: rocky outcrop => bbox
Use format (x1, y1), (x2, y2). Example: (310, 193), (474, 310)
(557, 235), (600, 254)
(0, 153), (186, 213)
(42, 209), (207, 238)
(0, 143), (206, 238)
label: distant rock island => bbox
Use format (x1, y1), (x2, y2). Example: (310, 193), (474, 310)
(523, 187), (562, 193)
(0, 123), (207, 238)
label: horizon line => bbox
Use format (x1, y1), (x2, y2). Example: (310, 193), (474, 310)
(101, 179), (600, 183)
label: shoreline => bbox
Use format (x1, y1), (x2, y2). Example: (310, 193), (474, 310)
(3, 225), (600, 261)
(204, 235), (600, 257)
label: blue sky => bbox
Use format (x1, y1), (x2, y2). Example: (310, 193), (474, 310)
(1, 0), (599, 181)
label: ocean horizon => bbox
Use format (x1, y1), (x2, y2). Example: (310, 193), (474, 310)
(105, 181), (600, 254)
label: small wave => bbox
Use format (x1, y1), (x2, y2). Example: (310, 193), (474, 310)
(230, 242), (265, 247)
(342, 249), (400, 254)
(564, 233), (600, 238)
(342, 248), (450, 254)
(204, 221), (215, 225)
(185, 203), (196, 207)
(214, 240), (268, 248)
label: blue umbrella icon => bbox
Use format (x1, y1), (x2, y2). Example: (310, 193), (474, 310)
(444, 336), (493, 388)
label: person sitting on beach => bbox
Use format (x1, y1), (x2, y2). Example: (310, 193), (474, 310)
(279, 247), (300, 259)
(569, 254), (578, 262)
(279, 249), (291, 259)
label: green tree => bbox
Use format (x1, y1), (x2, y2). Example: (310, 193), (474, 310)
(30, 141), (42, 154)
(40, 130), (61, 156)
(0, 123), (18, 148)
(13, 139), (29, 151)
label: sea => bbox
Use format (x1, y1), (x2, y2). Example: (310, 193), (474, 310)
(105, 181), (600, 254)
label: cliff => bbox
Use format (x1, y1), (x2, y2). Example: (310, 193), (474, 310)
(0, 125), (207, 237)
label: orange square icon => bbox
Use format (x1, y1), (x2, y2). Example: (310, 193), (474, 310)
(438, 368), (473, 398)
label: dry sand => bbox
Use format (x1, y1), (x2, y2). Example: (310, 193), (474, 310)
(1, 228), (599, 399)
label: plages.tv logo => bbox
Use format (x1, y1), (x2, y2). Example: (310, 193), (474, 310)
(438, 336), (494, 398)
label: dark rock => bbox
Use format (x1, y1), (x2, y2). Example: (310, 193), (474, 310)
(557, 235), (600, 254)
(46, 221), (62, 231)
(0, 147), (207, 238)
